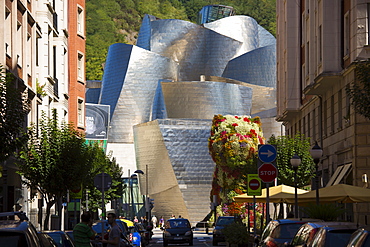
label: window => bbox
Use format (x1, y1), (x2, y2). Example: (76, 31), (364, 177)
(338, 89), (343, 129)
(77, 5), (84, 36)
(78, 98), (84, 126)
(77, 52), (84, 81)
(344, 12), (350, 56)
(318, 25), (322, 62)
(368, 4), (370, 45)
(5, 7), (11, 56)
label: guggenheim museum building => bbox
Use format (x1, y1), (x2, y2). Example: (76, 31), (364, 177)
(86, 5), (280, 223)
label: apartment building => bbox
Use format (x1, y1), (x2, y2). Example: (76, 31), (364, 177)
(68, 0), (85, 130)
(1, 0), (85, 229)
(276, 0), (370, 224)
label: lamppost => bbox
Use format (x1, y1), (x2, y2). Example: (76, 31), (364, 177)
(290, 154), (301, 218)
(310, 142), (323, 205)
(130, 174), (138, 220)
(134, 166), (149, 221)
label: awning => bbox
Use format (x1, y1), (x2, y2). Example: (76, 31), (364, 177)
(326, 164), (352, 187)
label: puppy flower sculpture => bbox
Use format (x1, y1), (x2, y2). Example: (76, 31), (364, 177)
(208, 114), (264, 204)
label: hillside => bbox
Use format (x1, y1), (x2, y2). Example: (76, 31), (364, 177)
(85, 0), (276, 81)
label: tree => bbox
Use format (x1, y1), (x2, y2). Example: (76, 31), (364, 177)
(346, 60), (370, 120)
(267, 133), (316, 188)
(81, 143), (124, 214)
(17, 110), (93, 230)
(0, 64), (29, 164)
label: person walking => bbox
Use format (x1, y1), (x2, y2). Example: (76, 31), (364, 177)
(151, 215), (158, 228)
(73, 212), (96, 247)
(101, 213), (120, 247)
(159, 216), (164, 228)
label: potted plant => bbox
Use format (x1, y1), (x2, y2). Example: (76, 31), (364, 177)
(222, 222), (249, 247)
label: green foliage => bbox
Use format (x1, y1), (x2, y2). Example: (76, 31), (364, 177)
(222, 222), (249, 245)
(81, 144), (124, 212)
(301, 203), (346, 221)
(267, 133), (315, 188)
(346, 60), (370, 120)
(0, 64), (29, 163)
(17, 110), (94, 229)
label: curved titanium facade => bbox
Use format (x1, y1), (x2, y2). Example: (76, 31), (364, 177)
(160, 81), (252, 119)
(133, 119), (214, 221)
(91, 12), (278, 223)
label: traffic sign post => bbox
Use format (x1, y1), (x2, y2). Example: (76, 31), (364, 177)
(258, 144), (278, 226)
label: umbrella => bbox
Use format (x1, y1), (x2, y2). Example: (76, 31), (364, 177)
(233, 184), (308, 203)
(283, 184), (370, 204)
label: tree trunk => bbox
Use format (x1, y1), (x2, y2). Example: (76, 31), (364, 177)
(43, 200), (55, 230)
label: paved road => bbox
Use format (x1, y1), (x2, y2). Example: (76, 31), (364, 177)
(148, 228), (216, 247)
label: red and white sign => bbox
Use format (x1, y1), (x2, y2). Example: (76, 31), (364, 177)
(258, 163), (278, 183)
(249, 179), (260, 190)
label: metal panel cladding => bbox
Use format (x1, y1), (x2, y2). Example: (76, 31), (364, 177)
(160, 81), (253, 119)
(133, 119), (214, 221)
(222, 44), (277, 88)
(100, 44), (178, 142)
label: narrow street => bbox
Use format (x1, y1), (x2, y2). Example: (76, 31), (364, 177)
(148, 228), (214, 247)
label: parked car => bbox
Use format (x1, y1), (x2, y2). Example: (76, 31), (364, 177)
(0, 211), (42, 247)
(212, 216), (243, 246)
(346, 225), (370, 247)
(43, 230), (75, 247)
(258, 218), (323, 247)
(38, 232), (58, 247)
(309, 224), (358, 247)
(162, 218), (194, 246)
(286, 222), (357, 247)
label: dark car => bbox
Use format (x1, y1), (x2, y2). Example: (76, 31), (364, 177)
(258, 218), (323, 247)
(287, 222), (357, 247)
(38, 232), (58, 247)
(43, 231), (75, 247)
(162, 218), (193, 246)
(212, 216), (243, 246)
(346, 226), (370, 247)
(0, 211), (42, 247)
(309, 224), (357, 247)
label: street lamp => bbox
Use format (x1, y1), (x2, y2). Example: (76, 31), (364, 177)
(130, 174), (138, 220)
(134, 166), (149, 221)
(290, 154), (301, 218)
(310, 142), (323, 205)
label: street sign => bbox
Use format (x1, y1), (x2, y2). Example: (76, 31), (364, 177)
(247, 174), (262, 196)
(258, 144), (277, 163)
(94, 173), (112, 191)
(258, 163), (278, 183)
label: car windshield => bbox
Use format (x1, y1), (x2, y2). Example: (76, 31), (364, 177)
(168, 220), (190, 228)
(216, 218), (235, 226)
(274, 224), (304, 238)
(324, 232), (354, 246)
(0, 232), (28, 247)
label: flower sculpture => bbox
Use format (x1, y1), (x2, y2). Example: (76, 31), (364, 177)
(208, 114), (264, 207)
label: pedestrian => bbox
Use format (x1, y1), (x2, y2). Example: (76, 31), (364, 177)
(100, 213), (120, 246)
(134, 216), (139, 223)
(159, 216), (164, 227)
(170, 214), (175, 219)
(73, 211), (96, 247)
(178, 215), (182, 218)
(151, 215), (158, 228)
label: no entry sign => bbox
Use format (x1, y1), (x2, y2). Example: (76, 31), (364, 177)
(258, 163), (278, 183)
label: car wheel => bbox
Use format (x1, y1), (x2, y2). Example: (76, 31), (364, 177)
(213, 240), (218, 246)
(189, 240), (193, 246)
(163, 240), (168, 247)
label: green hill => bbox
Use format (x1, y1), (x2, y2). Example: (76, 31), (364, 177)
(85, 0), (276, 81)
